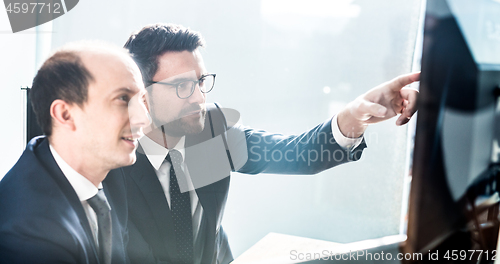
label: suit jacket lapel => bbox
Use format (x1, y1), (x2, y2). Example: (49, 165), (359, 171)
(195, 184), (217, 263)
(34, 137), (99, 263)
(185, 108), (229, 263)
(125, 151), (178, 261)
(185, 133), (218, 233)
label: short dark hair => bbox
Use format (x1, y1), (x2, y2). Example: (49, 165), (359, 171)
(30, 50), (94, 136)
(124, 23), (205, 83)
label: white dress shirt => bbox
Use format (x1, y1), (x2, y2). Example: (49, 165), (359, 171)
(49, 145), (101, 247)
(331, 114), (364, 150)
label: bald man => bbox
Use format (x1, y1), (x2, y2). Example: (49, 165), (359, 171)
(0, 42), (149, 264)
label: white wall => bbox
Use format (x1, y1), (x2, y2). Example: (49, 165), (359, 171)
(0, 8), (37, 178)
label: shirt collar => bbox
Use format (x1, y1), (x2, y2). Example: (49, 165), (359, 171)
(139, 135), (186, 171)
(49, 144), (102, 202)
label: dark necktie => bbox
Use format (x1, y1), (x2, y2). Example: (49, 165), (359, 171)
(167, 149), (193, 264)
(87, 189), (112, 264)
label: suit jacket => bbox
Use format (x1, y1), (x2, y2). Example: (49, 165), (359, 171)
(116, 103), (366, 264)
(0, 136), (129, 264)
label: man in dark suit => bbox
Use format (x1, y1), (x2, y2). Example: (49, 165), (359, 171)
(119, 23), (419, 264)
(0, 42), (149, 263)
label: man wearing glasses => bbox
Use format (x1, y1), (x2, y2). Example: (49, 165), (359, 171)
(116, 23), (419, 264)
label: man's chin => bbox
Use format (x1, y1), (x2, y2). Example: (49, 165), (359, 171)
(180, 118), (205, 135)
(122, 153), (138, 167)
(107, 153), (137, 171)
(187, 111), (206, 133)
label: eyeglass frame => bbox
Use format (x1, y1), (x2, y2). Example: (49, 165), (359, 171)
(146, 73), (216, 99)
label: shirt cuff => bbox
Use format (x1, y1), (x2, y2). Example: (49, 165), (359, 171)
(331, 115), (364, 150)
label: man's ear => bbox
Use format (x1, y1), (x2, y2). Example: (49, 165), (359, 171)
(50, 99), (76, 131)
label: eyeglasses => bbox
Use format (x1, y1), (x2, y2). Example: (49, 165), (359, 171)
(147, 73), (216, 99)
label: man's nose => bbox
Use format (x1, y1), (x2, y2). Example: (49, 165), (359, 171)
(188, 82), (206, 105)
(129, 93), (151, 131)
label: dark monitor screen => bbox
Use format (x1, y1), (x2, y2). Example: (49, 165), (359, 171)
(404, 0), (500, 259)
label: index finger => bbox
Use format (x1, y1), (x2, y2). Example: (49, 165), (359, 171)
(389, 72), (420, 92)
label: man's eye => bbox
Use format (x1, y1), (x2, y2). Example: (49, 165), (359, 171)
(178, 82), (192, 90)
(119, 95), (130, 102)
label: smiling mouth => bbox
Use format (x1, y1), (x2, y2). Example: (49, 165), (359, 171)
(122, 137), (136, 142)
(121, 133), (143, 144)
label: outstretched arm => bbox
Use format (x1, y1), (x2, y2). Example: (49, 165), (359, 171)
(337, 72), (420, 138)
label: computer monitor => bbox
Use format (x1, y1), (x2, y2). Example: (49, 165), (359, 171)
(404, 0), (500, 261)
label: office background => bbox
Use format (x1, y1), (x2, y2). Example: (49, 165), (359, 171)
(0, 0), (422, 257)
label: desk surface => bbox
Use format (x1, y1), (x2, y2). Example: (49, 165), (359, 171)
(232, 233), (342, 264)
(232, 233), (407, 264)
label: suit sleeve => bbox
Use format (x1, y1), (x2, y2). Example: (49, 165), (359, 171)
(235, 117), (367, 175)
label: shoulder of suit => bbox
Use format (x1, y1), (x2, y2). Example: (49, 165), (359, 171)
(0, 147), (78, 220)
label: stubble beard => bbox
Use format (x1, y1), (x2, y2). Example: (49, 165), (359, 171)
(151, 108), (206, 137)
